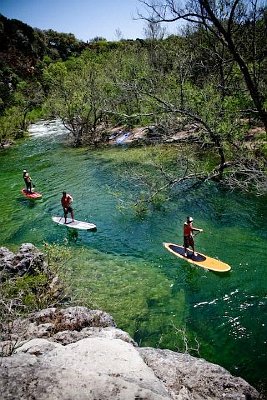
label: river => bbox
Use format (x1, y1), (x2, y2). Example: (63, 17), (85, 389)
(1, 120), (266, 394)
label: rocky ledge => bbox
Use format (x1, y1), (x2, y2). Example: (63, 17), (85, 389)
(0, 244), (261, 399)
(0, 306), (260, 400)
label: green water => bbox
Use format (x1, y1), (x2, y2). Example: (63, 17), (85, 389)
(1, 120), (266, 393)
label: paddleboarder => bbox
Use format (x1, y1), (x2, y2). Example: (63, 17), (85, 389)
(61, 191), (74, 223)
(183, 216), (203, 257)
(23, 169), (33, 193)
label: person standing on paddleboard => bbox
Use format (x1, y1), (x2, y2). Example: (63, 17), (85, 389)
(61, 191), (74, 223)
(183, 216), (203, 257)
(23, 169), (33, 193)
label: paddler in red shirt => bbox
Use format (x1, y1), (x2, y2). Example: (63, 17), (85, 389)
(61, 191), (74, 223)
(183, 216), (203, 257)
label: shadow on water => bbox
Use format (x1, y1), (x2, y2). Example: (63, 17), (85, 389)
(66, 229), (79, 242)
(17, 198), (40, 208)
(55, 226), (98, 243)
(210, 270), (232, 278)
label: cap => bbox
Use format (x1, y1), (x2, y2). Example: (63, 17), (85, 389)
(188, 216), (193, 222)
(23, 169), (27, 173)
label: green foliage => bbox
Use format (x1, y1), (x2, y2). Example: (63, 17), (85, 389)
(1, 274), (49, 310)
(262, 143), (267, 158)
(42, 29), (84, 60)
(1, 10), (266, 190)
(27, 107), (45, 122)
(91, 36), (107, 43)
(43, 242), (72, 270)
(0, 77), (45, 142)
(0, 106), (25, 142)
(43, 57), (110, 145)
(151, 192), (168, 210)
(0, 243), (72, 326)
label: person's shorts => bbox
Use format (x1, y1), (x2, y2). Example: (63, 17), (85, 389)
(184, 235), (194, 248)
(64, 206), (73, 214)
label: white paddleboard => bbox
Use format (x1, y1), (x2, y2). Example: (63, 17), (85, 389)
(52, 217), (96, 230)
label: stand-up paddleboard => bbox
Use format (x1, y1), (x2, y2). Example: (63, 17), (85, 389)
(52, 216), (97, 231)
(163, 242), (231, 272)
(21, 188), (42, 200)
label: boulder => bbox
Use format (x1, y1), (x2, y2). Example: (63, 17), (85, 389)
(0, 337), (171, 400)
(0, 243), (47, 281)
(1, 306), (116, 346)
(0, 306), (260, 400)
(138, 347), (259, 400)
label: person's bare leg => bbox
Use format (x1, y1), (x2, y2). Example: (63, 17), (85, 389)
(192, 243), (197, 257)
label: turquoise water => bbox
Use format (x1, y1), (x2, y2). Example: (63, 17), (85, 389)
(0, 121), (266, 393)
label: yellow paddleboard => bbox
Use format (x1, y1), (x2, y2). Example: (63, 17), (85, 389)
(163, 242), (231, 272)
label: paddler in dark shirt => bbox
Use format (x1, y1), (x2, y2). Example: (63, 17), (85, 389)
(23, 169), (33, 193)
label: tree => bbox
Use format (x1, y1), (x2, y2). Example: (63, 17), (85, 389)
(43, 59), (108, 146)
(42, 29), (84, 60)
(14, 80), (44, 131)
(90, 36), (107, 43)
(105, 42), (267, 195)
(143, 19), (166, 41)
(115, 28), (123, 41)
(143, 19), (168, 70)
(138, 0), (267, 132)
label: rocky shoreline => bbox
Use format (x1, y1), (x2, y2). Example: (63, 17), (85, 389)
(0, 245), (261, 399)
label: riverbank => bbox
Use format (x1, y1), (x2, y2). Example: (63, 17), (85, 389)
(1, 120), (266, 395)
(106, 122), (266, 147)
(0, 244), (261, 400)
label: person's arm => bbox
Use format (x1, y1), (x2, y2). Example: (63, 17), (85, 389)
(192, 226), (203, 233)
(68, 195), (73, 204)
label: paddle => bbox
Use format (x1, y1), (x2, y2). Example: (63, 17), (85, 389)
(193, 229), (203, 238)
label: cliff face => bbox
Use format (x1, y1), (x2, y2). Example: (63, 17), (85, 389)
(0, 245), (261, 399)
(0, 306), (260, 400)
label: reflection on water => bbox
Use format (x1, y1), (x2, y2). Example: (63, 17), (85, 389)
(0, 120), (266, 393)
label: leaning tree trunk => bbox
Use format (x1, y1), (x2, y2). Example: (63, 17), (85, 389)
(201, 0), (267, 133)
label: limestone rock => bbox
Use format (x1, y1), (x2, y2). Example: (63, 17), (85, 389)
(0, 243), (46, 280)
(1, 306), (116, 344)
(53, 326), (136, 346)
(0, 243), (261, 400)
(0, 306), (261, 400)
(0, 337), (171, 400)
(138, 347), (260, 400)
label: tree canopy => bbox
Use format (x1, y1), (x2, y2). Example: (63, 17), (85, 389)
(0, 10), (266, 195)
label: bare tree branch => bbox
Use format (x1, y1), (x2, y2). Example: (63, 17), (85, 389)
(137, 0), (267, 132)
